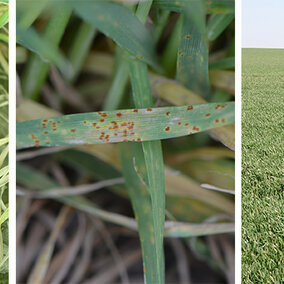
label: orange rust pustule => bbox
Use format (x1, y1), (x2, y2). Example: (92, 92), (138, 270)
(165, 126), (170, 131)
(133, 109), (138, 113)
(116, 112), (122, 117)
(205, 113), (211, 117)
(166, 112), (170, 116)
(222, 119), (226, 123)
(43, 120), (48, 122)
(42, 124), (47, 128)
(193, 126), (200, 131)
(71, 129), (76, 132)
(216, 119), (219, 123)
(44, 131), (48, 134)
(31, 134), (37, 139)
(178, 122), (182, 125)
(147, 108), (152, 112)
(35, 140), (40, 144)
(100, 119), (105, 122)
(93, 123), (97, 127)
(98, 112), (107, 118)
(187, 106), (193, 110)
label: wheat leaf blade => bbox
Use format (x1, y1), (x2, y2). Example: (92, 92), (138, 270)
(16, 103), (234, 150)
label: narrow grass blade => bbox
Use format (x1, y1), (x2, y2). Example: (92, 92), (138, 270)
(16, 102), (234, 149)
(176, 12), (210, 99)
(16, 26), (70, 76)
(70, 1), (159, 70)
(120, 143), (161, 283)
(20, 5), (72, 99)
(67, 22), (97, 82)
(0, 9), (8, 29)
(207, 13), (234, 41)
(209, 57), (235, 70)
(126, 2), (166, 282)
(17, 0), (49, 29)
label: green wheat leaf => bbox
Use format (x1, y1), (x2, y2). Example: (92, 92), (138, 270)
(16, 102), (234, 150)
(69, 1), (159, 70)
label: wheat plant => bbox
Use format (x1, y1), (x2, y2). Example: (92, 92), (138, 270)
(16, 0), (235, 283)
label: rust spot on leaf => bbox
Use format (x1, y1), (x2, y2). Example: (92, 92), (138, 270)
(116, 112), (122, 117)
(133, 109), (138, 113)
(187, 106), (193, 110)
(31, 134), (37, 139)
(165, 126), (170, 131)
(71, 129), (76, 132)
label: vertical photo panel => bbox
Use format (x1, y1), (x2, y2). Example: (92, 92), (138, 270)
(16, 1), (235, 283)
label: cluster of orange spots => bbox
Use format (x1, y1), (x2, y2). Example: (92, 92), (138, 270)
(98, 112), (107, 118)
(205, 113), (211, 117)
(193, 126), (200, 131)
(42, 123), (47, 128)
(70, 129), (76, 132)
(215, 104), (226, 109)
(187, 106), (193, 110)
(166, 112), (170, 116)
(116, 112), (122, 117)
(165, 126), (170, 131)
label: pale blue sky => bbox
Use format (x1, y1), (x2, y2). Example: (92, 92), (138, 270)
(242, 0), (284, 48)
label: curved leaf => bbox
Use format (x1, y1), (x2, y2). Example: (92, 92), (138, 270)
(70, 1), (159, 70)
